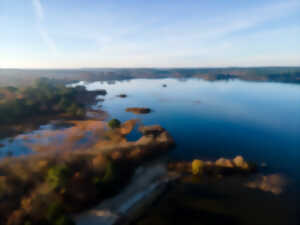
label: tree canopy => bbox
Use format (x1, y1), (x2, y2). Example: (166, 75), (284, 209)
(0, 78), (86, 124)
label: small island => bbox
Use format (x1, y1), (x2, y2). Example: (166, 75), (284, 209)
(0, 76), (295, 225)
(117, 94), (127, 98)
(126, 107), (151, 114)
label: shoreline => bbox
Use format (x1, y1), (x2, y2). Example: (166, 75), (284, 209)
(0, 88), (107, 140)
(1, 79), (298, 225)
(0, 109), (176, 225)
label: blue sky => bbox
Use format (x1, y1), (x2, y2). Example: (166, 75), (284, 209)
(0, 0), (300, 68)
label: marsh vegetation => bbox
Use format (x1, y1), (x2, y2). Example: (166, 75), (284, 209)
(0, 118), (174, 225)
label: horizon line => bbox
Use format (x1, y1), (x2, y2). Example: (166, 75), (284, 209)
(1, 66), (300, 70)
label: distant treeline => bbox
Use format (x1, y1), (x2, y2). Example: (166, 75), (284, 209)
(0, 67), (300, 87)
(0, 78), (85, 125)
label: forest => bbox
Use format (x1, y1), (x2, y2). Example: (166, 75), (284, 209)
(0, 78), (85, 125)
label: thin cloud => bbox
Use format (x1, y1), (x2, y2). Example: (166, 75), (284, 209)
(21, 0), (300, 67)
(72, 0), (300, 64)
(158, 0), (300, 42)
(32, 0), (44, 21)
(39, 27), (58, 54)
(32, 0), (58, 54)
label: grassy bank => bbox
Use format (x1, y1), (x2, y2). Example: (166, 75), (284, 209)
(0, 122), (174, 225)
(0, 78), (106, 139)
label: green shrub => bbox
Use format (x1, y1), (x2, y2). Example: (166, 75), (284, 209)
(192, 159), (205, 175)
(47, 202), (65, 222)
(46, 165), (71, 191)
(108, 119), (121, 129)
(92, 177), (101, 185)
(102, 161), (116, 183)
(54, 215), (75, 225)
(67, 104), (85, 117)
(0, 179), (4, 198)
(47, 202), (75, 225)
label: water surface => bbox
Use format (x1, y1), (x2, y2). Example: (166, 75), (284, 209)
(1, 78), (300, 179)
(1, 78), (299, 224)
(83, 78), (300, 181)
(93, 78), (300, 225)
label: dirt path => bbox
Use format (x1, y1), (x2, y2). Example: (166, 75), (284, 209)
(74, 163), (177, 225)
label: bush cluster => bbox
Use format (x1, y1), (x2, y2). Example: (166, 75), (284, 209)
(108, 119), (121, 129)
(0, 78), (86, 125)
(192, 159), (205, 175)
(0, 151), (127, 225)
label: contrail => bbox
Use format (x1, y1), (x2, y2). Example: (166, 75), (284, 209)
(32, 0), (44, 21)
(39, 27), (58, 54)
(32, 0), (58, 54)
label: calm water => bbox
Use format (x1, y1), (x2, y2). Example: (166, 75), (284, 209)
(85, 78), (300, 181)
(1, 78), (299, 224)
(1, 78), (300, 181)
(94, 78), (300, 224)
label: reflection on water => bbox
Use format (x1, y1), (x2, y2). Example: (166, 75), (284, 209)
(2, 78), (300, 179)
(132, 174), (298, 225)
(0, 124), (57, 157)
(0, 121), (105, 157)
(83, 79), (300, 180)
(1, 78), (300, 224)
(90, 78), (299, 225)
(246, 173), (288, 195)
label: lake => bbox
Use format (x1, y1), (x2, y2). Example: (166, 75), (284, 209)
(1, 78), (300, 224)
(84, 78), (300, 181)
(93, 78), (300, 225)
(2, 78), (300, 180)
